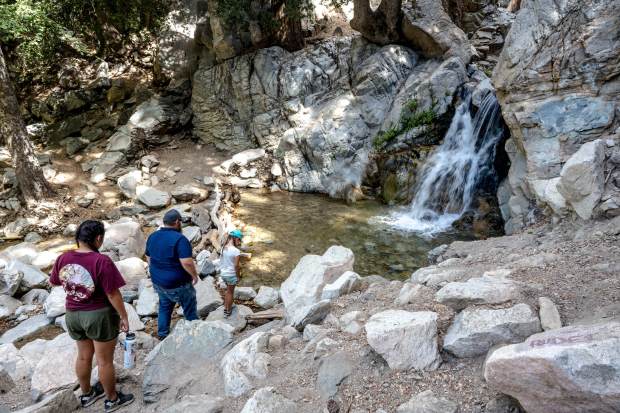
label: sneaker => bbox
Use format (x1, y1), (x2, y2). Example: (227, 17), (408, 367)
(104, 391), (135, 412)
(80, 382), (105, 408)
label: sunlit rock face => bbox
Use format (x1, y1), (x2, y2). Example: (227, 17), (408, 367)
(192, 35), (473, 197)
(493, 0), (620, 232)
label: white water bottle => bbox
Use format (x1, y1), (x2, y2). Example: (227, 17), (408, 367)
(123, 332), (136, 369)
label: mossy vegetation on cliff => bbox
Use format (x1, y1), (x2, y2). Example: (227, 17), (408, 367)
(373, 99), (437, 149)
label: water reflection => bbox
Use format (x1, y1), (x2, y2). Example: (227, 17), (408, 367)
(235, 190), (474, 286)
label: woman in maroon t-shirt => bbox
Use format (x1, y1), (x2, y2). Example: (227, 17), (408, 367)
(50, 220), (134, 411)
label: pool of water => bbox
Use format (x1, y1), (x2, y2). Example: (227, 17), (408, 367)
(235, 190), (475, 287)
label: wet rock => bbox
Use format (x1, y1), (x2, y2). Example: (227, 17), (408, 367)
(101, 219), (146, 261)
(143, 320), (235, 403)
(43, 287), (66, 318)
(538, 297), (562, 331)
(396, 390), (458, 413)
(15, 388), (79, 413)
(281, 246), (353, 328)
(171, 185), (208, 202)
(235, 287), (257, 301)
(30, 333), (80, 399)
(117, 170), (142, 199)
(366, 310), (441, 370)
(0, 295), (21, 319)
(435, 272), (521, 310)
(317, 351), (353, 398)
(484, 322), (620, 413)
(136, 186), (171, 209)
(136, 283), (159, 316)
(443, 304), (541, 358)
(206, 305), (252, 333)
(339, 311), (366, 335)
(321, 271), (362, 300)
(240, 387), (298, 413)
(163, 394), (224, 413)
(396, 283), (433, 305)
(254, 286), (280, 309)
(221, 331), (271, 397)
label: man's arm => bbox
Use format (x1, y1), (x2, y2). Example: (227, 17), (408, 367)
(180, 258), (199, 285)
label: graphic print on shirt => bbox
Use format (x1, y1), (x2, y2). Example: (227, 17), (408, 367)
(59, 264), (96, 302)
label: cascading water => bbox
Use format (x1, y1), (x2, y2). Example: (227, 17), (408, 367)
(384, 91), (505, 235)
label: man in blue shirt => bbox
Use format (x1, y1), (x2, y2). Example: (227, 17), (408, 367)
(145, 209), (199, 339)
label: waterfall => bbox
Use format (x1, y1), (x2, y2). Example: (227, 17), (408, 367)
(386, 91), (505, 235)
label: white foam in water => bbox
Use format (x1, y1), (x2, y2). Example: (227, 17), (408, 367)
(379, 92), (504, 236)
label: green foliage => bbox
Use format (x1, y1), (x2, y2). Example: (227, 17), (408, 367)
(215, 0), (313, 29)
(0, 0), (169, 75)
(373, 97), (437, 149)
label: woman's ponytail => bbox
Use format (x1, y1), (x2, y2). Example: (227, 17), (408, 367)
(75, 220), (105, 252)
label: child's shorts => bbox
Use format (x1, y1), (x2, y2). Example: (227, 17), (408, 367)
(221, 275), (238, 286)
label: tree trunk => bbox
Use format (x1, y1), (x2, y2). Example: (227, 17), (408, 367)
(0, 46), (55, 203)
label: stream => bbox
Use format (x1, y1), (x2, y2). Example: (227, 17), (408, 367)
(235, 190), (475, 287)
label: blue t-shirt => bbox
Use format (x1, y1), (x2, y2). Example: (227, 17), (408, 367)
(145, 227), (193, 289)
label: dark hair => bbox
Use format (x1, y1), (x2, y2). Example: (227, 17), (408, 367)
(75, 220), (105, 252)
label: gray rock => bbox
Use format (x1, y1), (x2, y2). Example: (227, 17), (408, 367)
(321, 271), (362, 300)
(100, 219), (146, 261)
(281, 246), (353, 328)
(254, 286), (280, 309)
(117, 170), (142, 199)
(317, 351), (353, 398)
(221, 332), (271, 397)
(54, 315), (67, 332)
(0, 295), (22, 319)
(11, 260), (48, 292)
(302, 324), (329, 342)
(485, 321), (620, 413)
(291, 300), (331, 331)
(0, 366), (14, 393)
(23, 232), (42, 244)
(366, 310), (441, 370)
(313, 337), (339, 359)
(114, 257), (148, 290)
(234, 287), (257, 301)
(136, 186), (171, 209)
(557, 139), (605, 220)
(141, 155), (160, 169)
(339, 311), (366, 335)
(30, 333), (80, 398)
(136, 283), (159, 317)
(14, 388), (79, 413)
(195, 277), (223, 317)
(435, 272), (521, 310)
(395, 283), (433, 306)
(43, 287), (66, 318)
(240, 387), (298, 413)
(443, 304), (542, 358)
(143, 320), (235, 403)
(125, 303), (145, 331)
(396, 390), (458, 413)
(206, 305), (253, 333)
(163, 395), (223, 413)
(171, 185), (208, 202)
(182, 226), (202, 244)
(0, 268), (23, 296)
(538, 297), (562, 331)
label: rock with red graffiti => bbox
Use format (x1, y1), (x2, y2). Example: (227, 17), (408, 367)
(484, 321), (620, 413)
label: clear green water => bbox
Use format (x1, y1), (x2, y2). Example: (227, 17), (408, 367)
(235, 190), (475, 287)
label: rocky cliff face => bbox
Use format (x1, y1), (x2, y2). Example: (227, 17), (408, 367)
(494, 0), (620, 233)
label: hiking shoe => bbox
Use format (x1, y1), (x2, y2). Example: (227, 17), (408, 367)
(80, 382), (105, 407)
(104, 391), (135, 412)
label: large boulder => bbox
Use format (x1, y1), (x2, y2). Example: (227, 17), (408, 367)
(557, 139), (605, 220)
(136, 186), (171, 209)
(117, 169), (142, 199)
(484, 321), (620, 413)
(136, 283), (159, 316)
(254, 286), (280, 309)
(101, 219), (146, 261)
(493, 0), (620, 233)
(240, 387), (298, 413)
(321, 271), (362, 300)
(435, 272), (521, 310)
(443, 303), (541, 358)
(365, 310), (441, 370)
(30, 333), (79, 399)
(220, 332), (271, 397)
(15, 388), (80, 413)
(143, 320), (234, 403)
(0, 295), (21, 319)
(114, 257), (148, 290)
(206, 304), (252, 333)
(317, 351), (354, 397)
(281, 246), (353, 329)
(195, 277), (224, 317)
